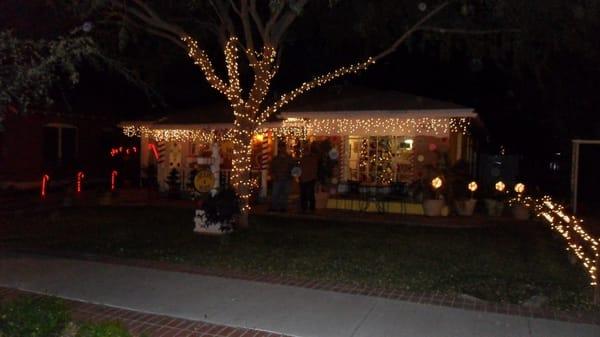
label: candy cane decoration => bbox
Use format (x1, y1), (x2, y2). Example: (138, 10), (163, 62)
(111, 170), (118, 191)
(148, 143), (159, 161)
(41, 174), (50, 199)
(157, 142), (166, 164)
(260, 132), (272, 170)
(76, 171), (85, 193)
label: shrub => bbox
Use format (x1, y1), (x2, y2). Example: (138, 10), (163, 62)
(75, 322), (132, 337)
(201, 188), (239, 227)
(0, 297), (70, 337)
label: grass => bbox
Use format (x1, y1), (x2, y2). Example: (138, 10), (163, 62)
(1, 206), (597, 312)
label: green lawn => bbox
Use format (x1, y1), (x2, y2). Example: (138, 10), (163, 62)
(1, 206), (596, 311)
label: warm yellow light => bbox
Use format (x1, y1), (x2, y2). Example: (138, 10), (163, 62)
(254, 133), (264, 142)
(468, 181), (478, 192)
(431, 176), (443, 190)
(495, 181), (506, 192)
(514, 183), (525, 194)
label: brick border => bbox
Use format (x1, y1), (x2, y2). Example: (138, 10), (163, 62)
(2, 249), (598, 326)
(0, 287), (289, 337)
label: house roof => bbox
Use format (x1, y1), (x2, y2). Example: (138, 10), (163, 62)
(123, 86), (475, 127)
(281, 86), (475, 119)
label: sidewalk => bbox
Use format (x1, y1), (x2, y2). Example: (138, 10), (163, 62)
(0, 254), (598, 337)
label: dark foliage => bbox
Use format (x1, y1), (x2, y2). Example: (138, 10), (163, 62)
(201, 188), (240, 227)
(0, 297), (70, 337)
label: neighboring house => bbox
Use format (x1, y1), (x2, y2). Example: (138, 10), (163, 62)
(0, 109), (124, 190)
(122, 87), (480, 213)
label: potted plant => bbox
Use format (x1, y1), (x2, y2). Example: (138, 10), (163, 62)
(423, 176), (445, 216)
(447, 161), (477, 216)
(509, 183), (530, 220)
(484, 181), (507, 216)
(454, 181), (478, 216)
(194, 188), (238, 234)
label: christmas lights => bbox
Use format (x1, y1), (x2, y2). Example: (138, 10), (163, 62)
(510, 195), (599, 286)
(122, 117), (470, 143)
(76, 171), (85, 193)
(281, 117), (470, 137)
(111, 170), (118, 192)
(514, 182), (525, 194)
(40, 174), (50, 199)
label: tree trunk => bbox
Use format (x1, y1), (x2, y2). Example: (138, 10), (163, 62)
(230, 126), (254, 229)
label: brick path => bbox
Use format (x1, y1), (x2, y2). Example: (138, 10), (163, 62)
(4, 249), (598, 326)
(0, 287), (289, 337)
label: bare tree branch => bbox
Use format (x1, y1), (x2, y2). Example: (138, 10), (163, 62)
(229, 0), (242, 16)
(114, 12), (186, 48)
(108, 0), (184, 38)
(270, 0), (310, 47)
(209, 0), (236, 46)
(264, 1), (285, 43)
(419, 26), (521, 35)
(249, 0), (267, 42)
(373, 1), (450, 61)
(239, 0), (255, 51)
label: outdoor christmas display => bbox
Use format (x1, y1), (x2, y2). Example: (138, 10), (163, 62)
(110, 0), (458, 226)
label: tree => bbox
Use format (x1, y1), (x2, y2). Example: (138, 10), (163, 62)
(0, 0), (163, 124)
(0, 29), (96, 118)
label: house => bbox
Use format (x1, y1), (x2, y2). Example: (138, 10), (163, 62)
(121, 87), (479, 213)
(0, 107), (133, 191)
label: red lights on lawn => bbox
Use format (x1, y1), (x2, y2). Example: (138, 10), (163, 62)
(111, 170), (118, 191)
(40, 174), (50, 199)
(76, 171), (85, 193)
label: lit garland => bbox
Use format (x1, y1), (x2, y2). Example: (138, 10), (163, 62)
(122, 125), (223, 143)
(122, 115), (471, 143)
(281, 117), (470, 137)
(510, 195), (599, 286)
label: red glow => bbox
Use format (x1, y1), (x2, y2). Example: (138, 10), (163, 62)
(111, 170), (118, 191)
(76, 171), (85, 193)
(148, 143), (159, 160)
(111, 146), (138, 157)
(41, 174), (50, 198)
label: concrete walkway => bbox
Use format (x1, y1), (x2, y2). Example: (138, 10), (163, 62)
(0, 254), (597, 337)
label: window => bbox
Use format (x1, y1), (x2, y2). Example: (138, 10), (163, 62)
(43, 124), (77, 167)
